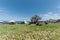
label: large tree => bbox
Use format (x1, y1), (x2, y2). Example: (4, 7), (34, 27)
(30, 15), (41, 24)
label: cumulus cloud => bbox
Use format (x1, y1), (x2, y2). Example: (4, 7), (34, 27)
(42, 12), (60, 20)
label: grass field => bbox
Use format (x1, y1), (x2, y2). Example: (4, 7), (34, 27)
(0, 23), (60, 40)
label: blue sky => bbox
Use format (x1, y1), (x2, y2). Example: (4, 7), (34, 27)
(0, 0), (60, 21)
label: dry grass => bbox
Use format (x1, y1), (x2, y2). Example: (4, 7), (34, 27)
(0, 30), (60, 40)
(0, 23), (60, 40)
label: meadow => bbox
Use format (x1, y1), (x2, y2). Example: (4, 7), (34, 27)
(0, 23), (60, 40)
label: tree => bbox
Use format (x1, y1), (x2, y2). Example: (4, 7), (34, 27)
(20, 21), (25, 24)
(9, 22), (15, 24)
(56, 19), (60, 22)
(30, 15), (41, 24)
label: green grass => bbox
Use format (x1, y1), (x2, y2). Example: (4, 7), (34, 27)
(0, 23), (60, 40)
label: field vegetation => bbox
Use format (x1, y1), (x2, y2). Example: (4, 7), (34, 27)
(0, 23), (60, 40)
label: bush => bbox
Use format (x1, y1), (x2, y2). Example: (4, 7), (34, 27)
(20, 21), (25, 24)
(9, 22), (15, 24)
(45, 22), (48, 24)
(36, 23), (43, 26)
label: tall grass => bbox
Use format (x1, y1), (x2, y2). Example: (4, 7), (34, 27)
(0, 23), (60, 40)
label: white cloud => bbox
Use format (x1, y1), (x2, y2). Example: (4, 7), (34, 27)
(42, 12), (60, 21)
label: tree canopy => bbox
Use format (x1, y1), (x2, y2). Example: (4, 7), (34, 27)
(30, 15), (41, 24)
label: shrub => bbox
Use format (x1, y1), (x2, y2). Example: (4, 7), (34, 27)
(9, 22), (15, 24)
(20, 21), (25, 24)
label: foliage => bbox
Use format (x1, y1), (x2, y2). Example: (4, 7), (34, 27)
(56, 19), (60, 22)
(30, 15), (41, 24)
(9, 22), (15, 24)
(20, 21), (25, 24)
